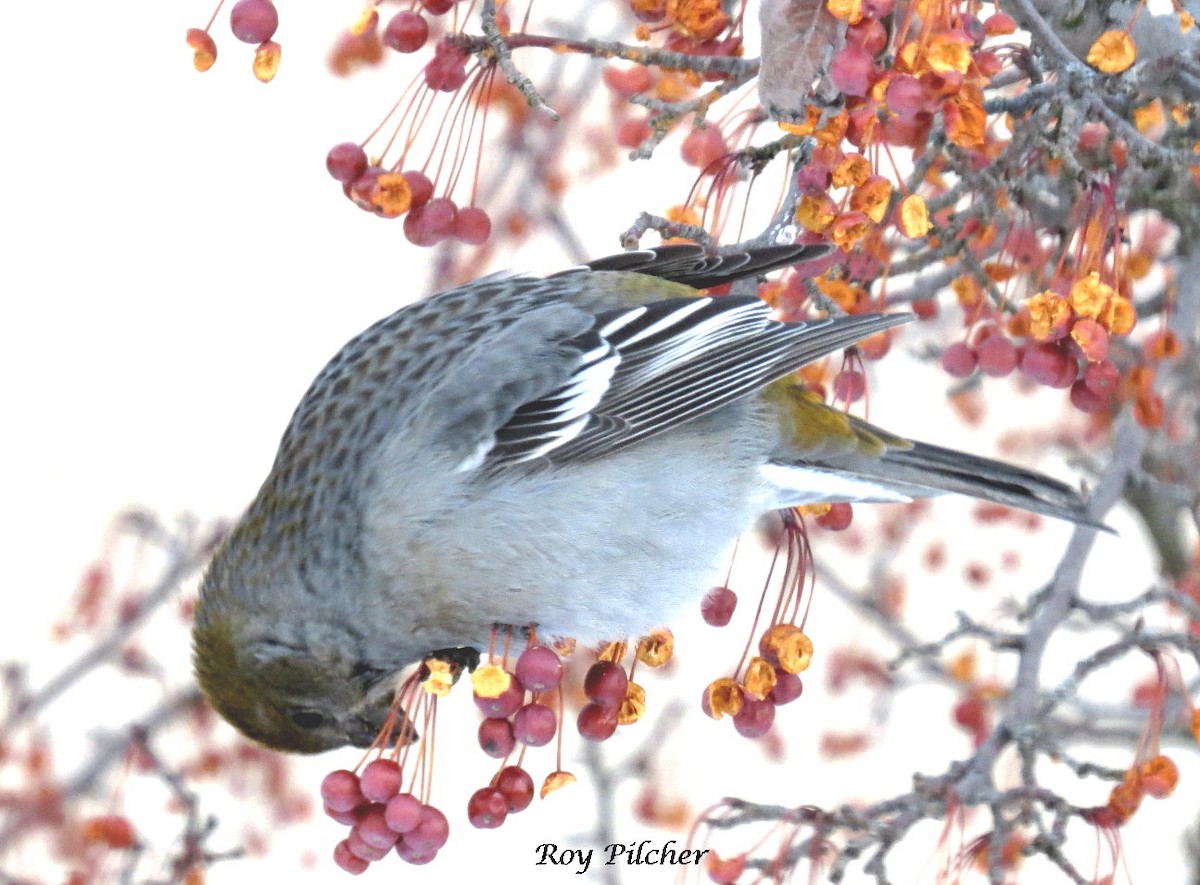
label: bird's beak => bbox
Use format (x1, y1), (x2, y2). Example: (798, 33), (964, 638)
(347, 668), (420, 749)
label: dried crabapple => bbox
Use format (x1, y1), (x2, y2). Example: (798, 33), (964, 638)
(186, 28), (218, 72)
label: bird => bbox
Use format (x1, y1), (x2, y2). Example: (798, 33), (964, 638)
(192, 243), (1095, 753)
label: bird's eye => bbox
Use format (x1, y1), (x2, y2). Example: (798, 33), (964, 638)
(289, 709), (326, 730)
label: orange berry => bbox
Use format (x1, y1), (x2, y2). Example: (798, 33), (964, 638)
(186, 28), (218, 73)
(1106, 778), (1142, 822)
(1139, 754), (1179, 799)
(81, 815), (136, 849)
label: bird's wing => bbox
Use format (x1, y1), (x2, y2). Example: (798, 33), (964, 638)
(477, 293), (911, 471)
(371, 243), (904, 475)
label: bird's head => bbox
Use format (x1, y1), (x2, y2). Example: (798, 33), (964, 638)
(191, 556), (403, 754)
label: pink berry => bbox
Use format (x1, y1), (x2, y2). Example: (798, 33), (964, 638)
(467, 786), (509, 829)
(346, 167), (383, 211)
(732, 697), (776, 738)
(454, 206), (492, 245)
(403, 205), (441, 247)
(577, 702), (619, 741)
(795, 162), (832, 194)
(885, 74), (927, 119)
(603, 64), (654, 98)
(494, 766), (534, 812)
(912, 298), (939, 320)
(421, 0), (455, 14)
(326, 142), (368, 184)
(815, 502), (853, 531)
(323, 802), (359, 826)
(421, 197), (457, 236)
(384, 793), (422, 834)
(830, 44), (875, 97)
(974, 334), (1018, 377)
(403, 170), (434, 208)
(1084, 359), (1119, 395)
(355, 804), (399, 850)
(846, 18), (888, 56)
(1020, 342), (1078, 388)
(767, 670), (803, 705)
(359, 758), (402, 803)
(321, 769), (364, 813)
(477, 717), (516, 759)
(701, 586), (738, 627)
(406, 805), (449, 851)
(1070, 379), (1108, 413)
(833, 369), (866, 403)
(512, 702), (557, 746)
(1069, 318), (1109, 362)
(383, 11), (429, 53)
(941, 341), (977, 378)
(347, 828), (392, 861)
(583, 661), (628, 706)
(229, 0), (278, 44)
(680, 126), (727, 170)
(515, 645), (563, 692)
(395, 837), (438, 865)
(333, 839), (370, 874)
(474, 674), (524, 718)
(424, 42), (468, 92)
(616, 117), (652, 148)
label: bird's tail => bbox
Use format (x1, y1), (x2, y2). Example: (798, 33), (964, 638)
(845, 440), (1102, 528)
(763, 384), (1104, 529)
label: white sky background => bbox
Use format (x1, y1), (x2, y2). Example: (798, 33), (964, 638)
(0, 0), (1193, 882)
